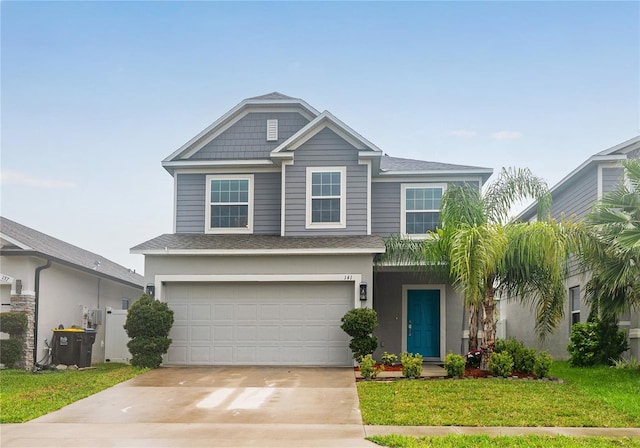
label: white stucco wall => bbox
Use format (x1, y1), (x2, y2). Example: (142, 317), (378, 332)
(1, 255), (143, 365)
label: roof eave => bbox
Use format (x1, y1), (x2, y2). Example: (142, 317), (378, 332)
(377, 168), (493, 183)
(270, 111), (383, 156)
(130, 248), (386, 256)
(517, 153), (627, 219)
(164, 98), (321, 163)
(1, 250), (145, 289)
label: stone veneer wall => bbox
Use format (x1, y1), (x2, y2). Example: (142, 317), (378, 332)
(10, 294), (35, 371)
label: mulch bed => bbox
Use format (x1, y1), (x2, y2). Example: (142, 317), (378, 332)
(355, 364), (541, 380)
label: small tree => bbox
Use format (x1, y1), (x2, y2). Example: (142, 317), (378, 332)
(340, 308), (378, 361)
(124, 294), (174, 368)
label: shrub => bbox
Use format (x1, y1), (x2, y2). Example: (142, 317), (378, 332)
(0, 338), (23, 368)
(124, 294), (174, 368)
(534, 351), (553, 378)
(488, 351), (513, 377)
(340, 308), (379, 360)
(444, 353), (466, 377)
(611, 357), (639, 370)
(494, 337), (536, 373)
(465, 349), (482, 368)
(359, 354), (383, 380)
(381, 352), (398, 366)
(400, 352), (423, 379)
(568, 317), (628, 367)
(0, 313), (28, 337)
(596, 316), (629, 365)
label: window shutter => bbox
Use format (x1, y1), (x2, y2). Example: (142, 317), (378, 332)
(266, 119), (278, 141)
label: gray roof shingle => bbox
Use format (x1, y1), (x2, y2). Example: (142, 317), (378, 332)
(0, 217), (144, 287)
(246, 92), (299, 101)
(380, 155), (491, 173)
(131, 234), (385, 253)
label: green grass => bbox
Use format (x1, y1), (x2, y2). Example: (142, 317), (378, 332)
(550, 362), (640, 420)
(357, 362), (640, 427)
(0, 363), (147, 423)
(367, 435), (640, 448)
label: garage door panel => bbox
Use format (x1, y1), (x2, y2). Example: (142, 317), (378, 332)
(258, 326), (280, 341)
(190, 326), (210, 341)
(172, 303), (189, 321)
(166, 282), (353, 366)
(214, 326), (233, 341)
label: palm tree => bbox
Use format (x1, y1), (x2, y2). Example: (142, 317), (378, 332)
(580, 159), (640, 316)
(383, 168), (577, 369)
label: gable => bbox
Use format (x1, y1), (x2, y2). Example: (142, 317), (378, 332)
(189, 112), (311, 160)
(294, 127), (359, 159)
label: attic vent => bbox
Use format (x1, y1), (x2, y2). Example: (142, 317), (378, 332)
(266, 119), (278, 141)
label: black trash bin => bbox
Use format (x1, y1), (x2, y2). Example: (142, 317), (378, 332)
(79, 328), (97, 368)
(51, 328), (85, 366)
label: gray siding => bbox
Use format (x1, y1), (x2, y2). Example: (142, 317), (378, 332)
(254, 172), (281, 234)
(371, 180), (480, 237)
(371, 182), (400, 236)
(550, 165), (598, 221)
(284, 127), (368, 236)
(175, 173), (206, 233)
(191, 112), (310, 160)
(175, 172), (281, 234)
(602, 167), (623, 194)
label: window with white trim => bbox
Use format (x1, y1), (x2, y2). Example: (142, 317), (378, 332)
(569, 286), (580, 326)
(401, 184), (445, 236)
(306, 167), (346, 228)
(205, 175), (253, 233)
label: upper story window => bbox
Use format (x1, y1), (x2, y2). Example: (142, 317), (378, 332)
(306, 167), (347, 229)
(205, 174), (253, 234)
(401, 184), (445, 237)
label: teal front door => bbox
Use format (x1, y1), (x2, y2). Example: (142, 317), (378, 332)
(407, 289), (440, 357)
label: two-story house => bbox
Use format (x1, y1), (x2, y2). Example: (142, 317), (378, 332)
(132, 92), (492, 366)
(502, 136), (640, 360)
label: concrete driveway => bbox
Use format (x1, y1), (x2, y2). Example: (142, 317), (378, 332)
(1, 366), (374, 447)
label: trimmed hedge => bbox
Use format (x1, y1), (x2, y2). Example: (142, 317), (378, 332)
(0, 338), (23, 368)
(124, 294), (174, 368)
(0, 313), (28, 337)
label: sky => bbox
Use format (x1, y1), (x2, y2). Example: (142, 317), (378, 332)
(1, 1), (639, 275)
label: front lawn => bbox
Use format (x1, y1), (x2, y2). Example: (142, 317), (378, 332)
(0, 363), (147, 423)
(357, 362), (640, 427)
(367, 435), (640, 448)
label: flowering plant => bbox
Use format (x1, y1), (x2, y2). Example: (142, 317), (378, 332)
(465, 349), (483, 368)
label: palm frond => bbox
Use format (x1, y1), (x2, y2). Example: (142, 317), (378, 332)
(483, 167), (551, 225)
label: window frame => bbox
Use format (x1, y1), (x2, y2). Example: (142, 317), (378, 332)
(400, 183), (446, 238)
(569, 285), (580, 326)
(305, 166), (347, 229)
(205, 174), (254, 234)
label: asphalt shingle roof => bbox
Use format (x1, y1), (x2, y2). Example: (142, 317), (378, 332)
(0, 217), (144, 287)
(380, 155), (491, 172)
(246, 92), (299, 101)
(131, 233), (385, 253)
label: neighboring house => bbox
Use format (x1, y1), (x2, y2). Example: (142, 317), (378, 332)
(0, 217), (145, 370)
(131, 92), (493, 366)
(502, 136), (640, 360)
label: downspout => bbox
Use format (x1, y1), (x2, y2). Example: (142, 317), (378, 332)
(33, 260), (52, 366)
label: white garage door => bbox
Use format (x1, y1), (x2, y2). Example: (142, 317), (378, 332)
(165, 282), (353, 366)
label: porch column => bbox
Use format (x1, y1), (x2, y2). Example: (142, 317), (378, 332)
(10, 293), (36, 371)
